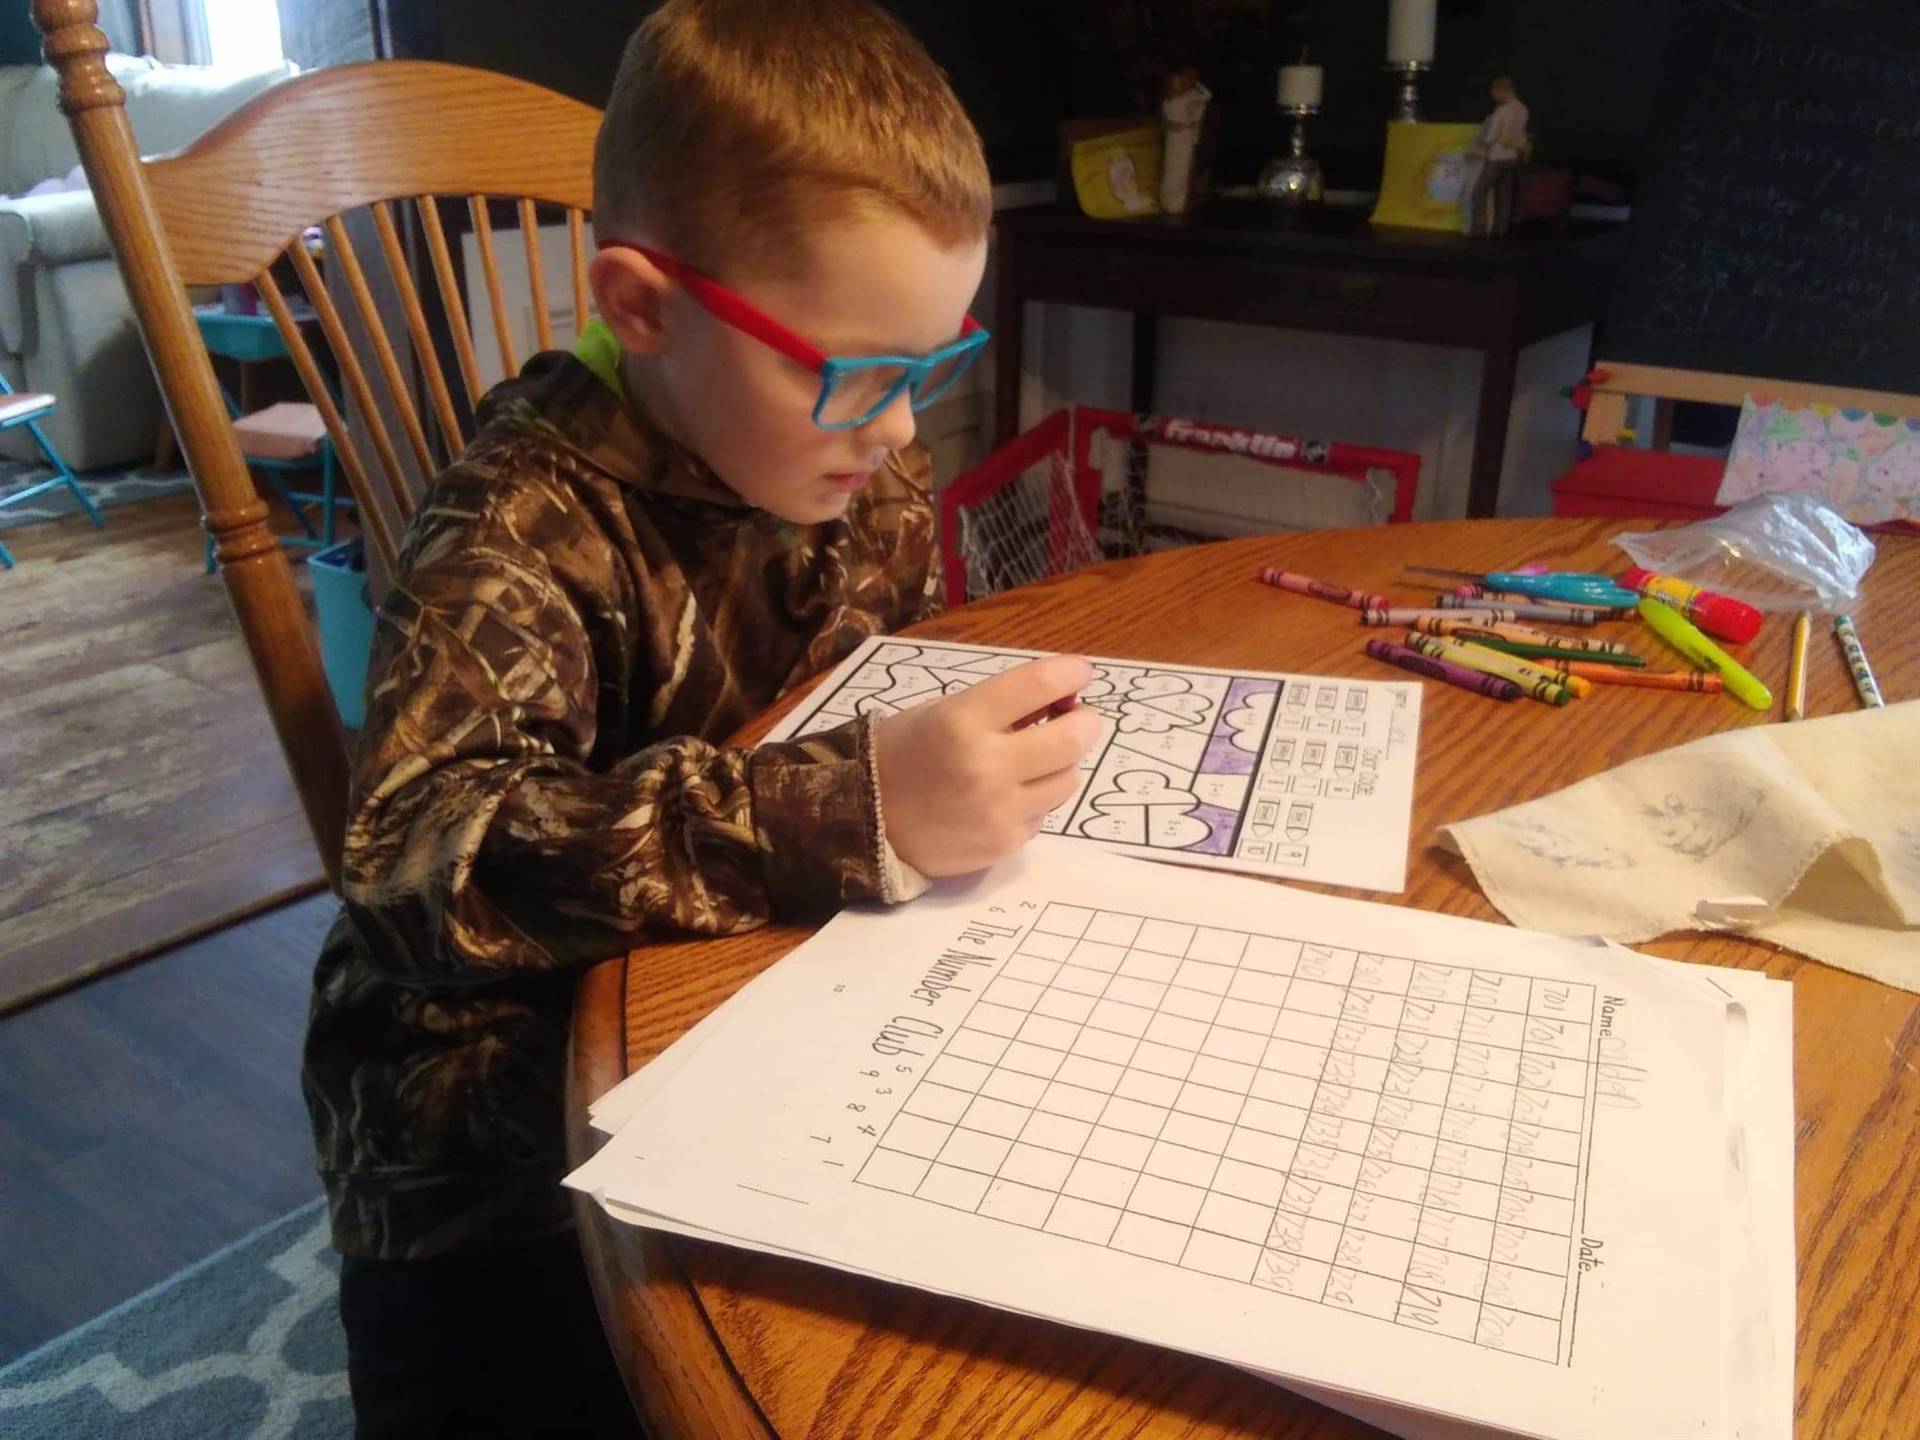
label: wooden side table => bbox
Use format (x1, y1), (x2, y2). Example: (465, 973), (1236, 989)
(991, 205), (1625, 520)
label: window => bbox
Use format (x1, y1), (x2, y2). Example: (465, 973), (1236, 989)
(201, 0), (283, 68)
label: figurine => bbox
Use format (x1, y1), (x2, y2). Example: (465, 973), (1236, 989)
(1465, 75), (1529, 236)
(1159, 67), (1212, 215)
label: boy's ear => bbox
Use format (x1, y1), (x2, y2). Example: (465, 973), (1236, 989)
(589, 244), (673, 355)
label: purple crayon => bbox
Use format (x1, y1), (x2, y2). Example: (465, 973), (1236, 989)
(1365, 638), (1522, 701)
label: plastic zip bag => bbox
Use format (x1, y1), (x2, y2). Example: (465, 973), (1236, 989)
(1612, 493), (1876, 613)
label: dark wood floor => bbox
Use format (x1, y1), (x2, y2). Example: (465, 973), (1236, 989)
(0, 891), (337, 1365)
(0, 492), (329, 1013)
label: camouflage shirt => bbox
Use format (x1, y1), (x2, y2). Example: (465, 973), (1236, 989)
(303, 342), (940, 1259)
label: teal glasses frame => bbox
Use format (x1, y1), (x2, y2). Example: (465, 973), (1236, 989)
(599, 241), (989, 430)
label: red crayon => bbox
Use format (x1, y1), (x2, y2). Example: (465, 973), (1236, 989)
(1256, 566), (1391, 611)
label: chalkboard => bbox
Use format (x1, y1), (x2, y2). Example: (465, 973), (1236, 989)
(1604, 0), (1920, 394)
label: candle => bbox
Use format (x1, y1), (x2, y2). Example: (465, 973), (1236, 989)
(1387, 0), (1436, 64)
(1277, 63), (1323, 109)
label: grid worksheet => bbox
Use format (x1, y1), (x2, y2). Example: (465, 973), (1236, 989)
(857, 902), (1596, 1364)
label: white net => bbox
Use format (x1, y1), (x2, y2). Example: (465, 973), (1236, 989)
(1088, 428), (1399, 547)
(946, 412), (1411, 603)
(952, 448), (1104, 603)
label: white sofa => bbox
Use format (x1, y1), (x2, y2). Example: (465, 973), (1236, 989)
(0, 54), (295, 471)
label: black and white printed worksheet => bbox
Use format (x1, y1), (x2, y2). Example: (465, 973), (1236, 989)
(763, 637), (1422, 892)
(574, 844), (1793, 1439)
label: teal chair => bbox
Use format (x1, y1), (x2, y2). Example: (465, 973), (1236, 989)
(0, 375), (104, 569)
(195, 305), (351, 572)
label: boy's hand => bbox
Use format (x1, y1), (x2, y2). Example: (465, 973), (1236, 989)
(873, 655), (1102, 877)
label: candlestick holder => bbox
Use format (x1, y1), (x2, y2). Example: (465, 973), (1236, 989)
(1385, 59), (1431, 121)
(1257, 104), (1323, 203)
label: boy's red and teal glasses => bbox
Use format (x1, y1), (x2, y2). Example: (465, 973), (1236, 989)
(600, 241), (989, 430)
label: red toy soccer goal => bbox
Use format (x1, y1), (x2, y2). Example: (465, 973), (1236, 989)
(937, 407), (1421, 607)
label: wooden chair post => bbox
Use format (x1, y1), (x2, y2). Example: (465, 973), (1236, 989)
(33, 0), (349, 887)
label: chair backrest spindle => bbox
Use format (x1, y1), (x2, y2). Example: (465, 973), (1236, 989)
(29, 0), (602, 883)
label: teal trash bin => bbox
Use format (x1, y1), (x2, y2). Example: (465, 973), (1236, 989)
(308, 539), (375, 729)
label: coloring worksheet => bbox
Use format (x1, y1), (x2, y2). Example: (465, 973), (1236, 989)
(573, 845), (1793, 1439)
(765, 637), (1423, 892)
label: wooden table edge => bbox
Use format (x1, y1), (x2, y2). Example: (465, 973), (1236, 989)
(570, 957), (775, 1438)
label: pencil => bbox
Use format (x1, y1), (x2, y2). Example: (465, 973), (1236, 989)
(1786, 611), (1811, 721)
(1833, 615), (1884, 708)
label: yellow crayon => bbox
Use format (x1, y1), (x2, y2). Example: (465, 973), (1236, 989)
(1461, 619), (1634, 654)
(1406, 633), (1577, 705)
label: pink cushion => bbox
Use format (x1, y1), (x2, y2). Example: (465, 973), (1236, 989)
(232, 401), (327, 462)
(0, 392), (56, 426)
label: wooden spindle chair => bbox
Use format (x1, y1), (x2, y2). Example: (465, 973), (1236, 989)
(32, 0), (601, 885)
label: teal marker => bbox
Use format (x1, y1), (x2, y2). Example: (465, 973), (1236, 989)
(1637, 598), (1771, 710)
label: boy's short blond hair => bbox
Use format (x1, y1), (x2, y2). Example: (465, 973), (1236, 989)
(594, 0), (993, 278)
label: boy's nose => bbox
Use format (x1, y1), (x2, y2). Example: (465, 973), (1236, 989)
(855, 386), (917, 454)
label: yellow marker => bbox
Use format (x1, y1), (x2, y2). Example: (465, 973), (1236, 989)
(1407, 633), (1578, 705)
(1637, 598), (1772, 710)
(1786, 611), (1810, 721)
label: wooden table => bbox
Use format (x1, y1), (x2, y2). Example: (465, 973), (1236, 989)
(569, 517), (1918, 1439)
(991, 205), (1625, 519)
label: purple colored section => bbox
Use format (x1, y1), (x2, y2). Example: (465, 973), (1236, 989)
(1199, 678), (1276, 776)
(1185, 803), (1240, 855)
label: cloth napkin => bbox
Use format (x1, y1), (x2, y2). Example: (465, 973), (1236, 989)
(1441, 701), (1920, 991)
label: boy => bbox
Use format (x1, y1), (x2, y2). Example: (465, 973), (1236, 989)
(305, 1), (1099, 1435)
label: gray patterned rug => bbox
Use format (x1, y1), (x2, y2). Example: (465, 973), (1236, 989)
(0, 457), (194, 531)
(0, 1201), (350, 1439)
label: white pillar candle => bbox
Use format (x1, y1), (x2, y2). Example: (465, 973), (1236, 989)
(1277, 63), (1323, 108)
(1387, 0), (1437, 64)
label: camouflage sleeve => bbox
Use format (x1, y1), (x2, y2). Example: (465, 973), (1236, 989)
(914, 537), (947, 623)
(883, 442), (945, 624)
(339, 475), (889, 980)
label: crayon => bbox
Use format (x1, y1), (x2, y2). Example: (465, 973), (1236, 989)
(1255, 566), (1390, 611)
(1447, 632), (1647, 668)
(1364, 638), (1522, 701)
(1394, 613), (1632, 656)
(1363, 607), (1500, 626)
(1433, 595), (1604, 625)
(1833, 615), (1883, 708)
(1407, 633), (1575, 706)
(1457, 619), (1635, 654)
(1486, 589), (1636, 619)
(1539, 660), (1724, 692)
(1419, 634), (1596, 697)
(1786, 611), (1810, 721)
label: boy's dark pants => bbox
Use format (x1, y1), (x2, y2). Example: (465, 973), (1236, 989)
(339, 1229), (645, 1439)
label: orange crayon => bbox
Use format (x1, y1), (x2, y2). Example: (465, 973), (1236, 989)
(1541, 660), (1724, 692)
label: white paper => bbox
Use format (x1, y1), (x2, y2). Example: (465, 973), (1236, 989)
(572, 843), (1791, 1438)
(766, 637), (1422, 892)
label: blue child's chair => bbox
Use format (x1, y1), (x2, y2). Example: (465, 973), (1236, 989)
(0, 375), (104, 569)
